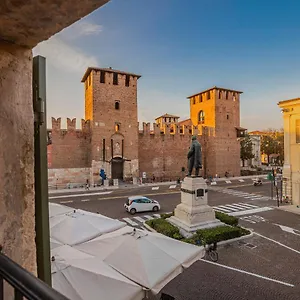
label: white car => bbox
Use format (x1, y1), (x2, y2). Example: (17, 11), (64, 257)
(124, 196), (160, 215)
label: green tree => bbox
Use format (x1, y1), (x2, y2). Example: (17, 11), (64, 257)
(240, 135), (254, 167)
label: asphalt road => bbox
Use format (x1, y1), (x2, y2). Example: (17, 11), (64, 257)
(50, 179), (300, 299)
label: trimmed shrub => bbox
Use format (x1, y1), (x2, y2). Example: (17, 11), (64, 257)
(215, 211), (239, 226)
(160, 212), (174, 219)
(145, 218), (183, 240)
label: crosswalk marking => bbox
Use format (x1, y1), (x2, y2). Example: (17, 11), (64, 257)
(228, 207), (273, 217)
(226, 180), (232, 184)
(213, 205), (235, 212)
(239, 179), (245, 182)
(236, 203), (258, 208)
(152, 186), (159, 190)
(227, 203), (257, 210)
(122, 218), (138, 226)
(169, 185), (177, 189)
(214, 207), (232, 213)
(144, 215), (154, 220)
(133, 216), (145, 223)
(217, 204), (241, 212)
(153, 214), (161, 218)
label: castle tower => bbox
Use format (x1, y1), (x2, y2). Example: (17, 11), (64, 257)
(155, 113), (180, 133)
(81, 67), (141, 181)
(187, 87), (245, 177)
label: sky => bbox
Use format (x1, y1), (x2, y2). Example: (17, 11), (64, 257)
(33, 0), (300, 131)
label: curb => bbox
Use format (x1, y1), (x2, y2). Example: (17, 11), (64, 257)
(143, 221), (254, 245)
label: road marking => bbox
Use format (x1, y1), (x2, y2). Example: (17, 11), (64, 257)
(201, 259), (294, 287)
(153, 214), (161, 218)
(237, 203), (258, 208)
(214, 207), (232, 213)
(49, 191), (113, 200)
(214, 205), (235, 212)
(239, 179), (245, 182)
(225, 180), (232, 184)
(211, 182), (217, 185)
(81, 199), (90, 202)
(228, 203), (257, 210)
(144, 215), (154, 220)
(240, 216), (256, 224)
(223, 204), (248, 211)
(169, 185), (177, 189)
(60, 200), (73, 204)
(254, 232), (300, 255)
(133, 216), (145, 223)
(228, 207), (273, 216)
(152, 186), (159, 190)
(122, 218), (138, 226)
(274, 224), (300, 236)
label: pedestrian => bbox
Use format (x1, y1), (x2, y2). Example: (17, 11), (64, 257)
(85, 179), (90, 190)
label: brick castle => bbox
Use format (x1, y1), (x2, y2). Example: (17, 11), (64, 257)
(47, 67), (245, 186)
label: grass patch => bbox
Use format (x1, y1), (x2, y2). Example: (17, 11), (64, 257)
(215, 211), (239, 226)
(146, 218), (250, 245)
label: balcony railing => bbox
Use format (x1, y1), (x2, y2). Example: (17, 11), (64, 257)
(0, 247), (69, 300)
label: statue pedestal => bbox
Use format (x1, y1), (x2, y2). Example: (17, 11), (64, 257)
(168, 176), (223, 237)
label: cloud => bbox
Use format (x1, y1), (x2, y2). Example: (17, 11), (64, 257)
(33, 20), (102, 74)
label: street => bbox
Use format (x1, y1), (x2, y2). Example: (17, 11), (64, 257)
(49, 178), (300, 299)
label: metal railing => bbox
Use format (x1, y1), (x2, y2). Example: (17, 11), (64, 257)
(0, 247), (69, 300)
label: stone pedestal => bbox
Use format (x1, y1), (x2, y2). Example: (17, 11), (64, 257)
(104, 179), (109, 187)
(168, 177), (222, 237)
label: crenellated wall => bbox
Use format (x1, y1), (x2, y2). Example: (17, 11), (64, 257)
(48, 117), (91, 169)
(138, 122), (217, 180)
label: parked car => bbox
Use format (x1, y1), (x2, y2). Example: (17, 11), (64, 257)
(253, 178), (262, 186)
(124, 196), (160, 215)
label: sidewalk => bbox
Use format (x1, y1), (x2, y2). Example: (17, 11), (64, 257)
(48, 180), (177, 195)
(276, 204), (300, 215)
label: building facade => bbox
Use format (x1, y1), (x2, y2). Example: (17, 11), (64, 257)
(48, 68), (244, 186)
(278, 98), (300, 206)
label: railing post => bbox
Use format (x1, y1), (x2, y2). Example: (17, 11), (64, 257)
(33, 56), (51, 286)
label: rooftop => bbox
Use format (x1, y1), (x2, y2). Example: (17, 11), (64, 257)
(278, 97), (300, 107)
(187, 86), (243, 99)
(81, 67), (142, 82)
(155, 113), (180, 120)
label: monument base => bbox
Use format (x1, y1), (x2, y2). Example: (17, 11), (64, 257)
(167, 176), (224, 238)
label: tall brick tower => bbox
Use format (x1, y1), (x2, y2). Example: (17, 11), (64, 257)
(188, 87), (245, 177)
(81, 67), (141, 181)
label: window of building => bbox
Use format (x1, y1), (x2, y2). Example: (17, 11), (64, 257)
(225, 91), (228, 99)
(227, 114), (229, 120)
(198, 110), (205, 124)
(100, 71), (105, 83)
(115, 123), (120, 132)
(233, 93), (236, 101)
(296, 119), (300, 143)
(102, 139), (106, 161)
(189, 129), (192, 134)
(200, 94), (203, 102)
(115, 101), (120, 110)
(207, 91), (210, 100)
(164, 118), (167, 122)
(113, 73), (118, 85)
(219, 90), (222, 99)
(193, 97), (196, 105)
(125, 75), (130, 87)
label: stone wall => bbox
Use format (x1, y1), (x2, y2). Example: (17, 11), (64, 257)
(48, 168), (91, 188)
(0, 42), (37, 281)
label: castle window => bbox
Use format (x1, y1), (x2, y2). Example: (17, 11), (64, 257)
(225, 91), (228, 99)
(180, 128), (183, 134)
(207, 92), (210, 100)
(125, 75), (130, 87)
(115, 101), (120, 110)
(113, 73), (118, 85)
(189, 129), (192, 134)
(227, 114), (229, 120)
(233, 93), (236, 101)
(219, 90), (222, 99)
(296, 119), (300, 143)
(200, 94), (203, 102)
(193, 97), (196, 105)
(100, 71), (105, 83)
(115, 123), (120, 132)
(198, 110), (205, 124)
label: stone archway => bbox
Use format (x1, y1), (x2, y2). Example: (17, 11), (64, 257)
(112, 157), (124, 180)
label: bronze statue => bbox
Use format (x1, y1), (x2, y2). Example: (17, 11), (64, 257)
(187, 136), (202, 177)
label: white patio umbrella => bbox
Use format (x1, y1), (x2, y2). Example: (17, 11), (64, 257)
(75, 226), (205, 294)
(49, 202), (73, 218)
(50, 209), (126, 246)
(52, 257), (144, 300)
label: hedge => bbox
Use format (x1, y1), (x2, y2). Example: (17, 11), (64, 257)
(146, 218), (250, 245)
(215, 211), (239, 226)
(146, 218), (183, 240)
(160, 212), (174, 219)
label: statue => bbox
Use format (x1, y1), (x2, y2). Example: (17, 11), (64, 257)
(187, 135), (202, 177)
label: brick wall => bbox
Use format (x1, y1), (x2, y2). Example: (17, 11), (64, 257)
(49, 117), (91, 169)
